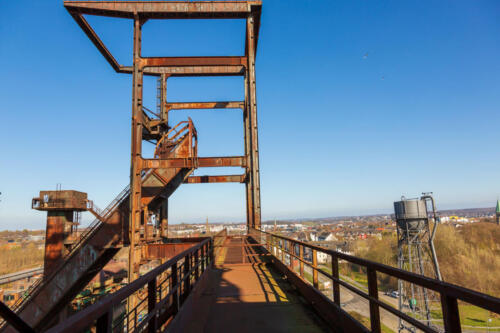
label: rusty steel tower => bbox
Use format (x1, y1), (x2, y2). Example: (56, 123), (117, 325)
(0, 2), (262, 331)
(64, 0), (263, 321)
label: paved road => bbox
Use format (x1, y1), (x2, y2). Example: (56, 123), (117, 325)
(301, 265), (498, 333)
(302, 265), (400, 331)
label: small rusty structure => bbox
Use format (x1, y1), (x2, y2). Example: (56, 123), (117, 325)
(32, 190), (88, 277)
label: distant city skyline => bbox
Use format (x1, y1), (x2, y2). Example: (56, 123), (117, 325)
(1, 0), (500, 229)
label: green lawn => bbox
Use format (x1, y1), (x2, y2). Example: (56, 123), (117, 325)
(348, 311), (395, 333)
(319, 265), (368, 291)
(430, 303), (500, 328)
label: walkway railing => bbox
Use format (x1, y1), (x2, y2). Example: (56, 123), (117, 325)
(249, 228), (500, 333)
(45, 238), (213, 333)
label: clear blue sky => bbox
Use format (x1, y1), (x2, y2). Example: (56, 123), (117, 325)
(1, 0), (500, 229)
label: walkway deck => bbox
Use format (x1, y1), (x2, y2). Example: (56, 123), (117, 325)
(167, 263), (330, 333)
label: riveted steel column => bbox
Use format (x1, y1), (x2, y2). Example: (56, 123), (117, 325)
(160, 73), (168, 124)
(246, 14), (261, 230)
(244, 68), (254, 232)
(159, 74), (169, 238)
(128, 16), (144, 326)
(160, 200), (168, 238)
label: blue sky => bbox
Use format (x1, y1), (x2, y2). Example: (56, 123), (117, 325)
(1, 0), (499, 229)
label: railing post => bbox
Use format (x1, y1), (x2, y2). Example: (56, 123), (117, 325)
(332, 255), (340, 306)
(195, 248), (199, 281)
(241, 236), (245, 264)
(312, 249), (319, 289)
(171, 263), (179, 315)
(209, 239), (214, 266)
(184, 253), (191, 303)
(288, 241), (293, 269)
(148, 277), (157, 333)
(367, 267), (381, 333)
(299, 244), (304, 278)
(96, 310), (112, 333)
(201, 244), (205, 272)
(281, 240), (285, 263)
(206, 239), (214, 268)
(441, 293), (462, 333)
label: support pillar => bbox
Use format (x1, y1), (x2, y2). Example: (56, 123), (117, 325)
(246, 14), (261, 230)
(128, 16), (144, 323)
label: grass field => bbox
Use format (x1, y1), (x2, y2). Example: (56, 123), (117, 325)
(430, 303), (500, 328)
(348, 311), (395, 333)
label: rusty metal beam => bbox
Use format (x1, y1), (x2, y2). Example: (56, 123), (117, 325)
(64, 1), (260, 19)
(142, 156), (246, 169)
(246, 14), (261, 229)
(0, 301), (35, 333)
(68, 13), (121, 72)
(140, 56), (246, 68)
(184, 175), (245, 184)
(167, 101), (244, 110)
(121, 65), (245, 77)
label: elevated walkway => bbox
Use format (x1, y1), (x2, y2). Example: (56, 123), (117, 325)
(167, 263), (329, 332)
(2, 231), (499, 333)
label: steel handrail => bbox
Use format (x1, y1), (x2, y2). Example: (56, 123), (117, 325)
(250, 227), (500, 333)
(46, 238), (213, 333)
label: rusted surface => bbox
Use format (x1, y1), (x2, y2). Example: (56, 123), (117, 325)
(32, 190), (87, 211)
(43, 213), (66, 278)
(184, 175), (245, 184)
(142, 156), (247, 169)
(143, 243), (198, 259)
(167, 101), (244, 110)
(141, 56), (247, 68)
(167, 264), (330, 333)
(0, 302), (34, 333)
(135, 65), (246, 77)
(64, 1), (259, 19)
(44, 239), (212, 333)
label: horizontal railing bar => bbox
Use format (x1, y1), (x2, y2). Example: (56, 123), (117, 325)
(214, 243), (267, 248)
(309, 267), (436, 333)
(260, 234), (440, 332)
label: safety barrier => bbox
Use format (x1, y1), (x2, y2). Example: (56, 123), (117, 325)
(250, 228), (500, 333)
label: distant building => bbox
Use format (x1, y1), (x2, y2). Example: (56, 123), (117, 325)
(496, 200), (500, 225)
(317, 252), (329, 264)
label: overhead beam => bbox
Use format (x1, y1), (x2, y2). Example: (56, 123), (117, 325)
(141, 156), (246, 169)
(167, 101), (244, 110)
(64, 2), (261, 75)
(140, 56), (246, 68)
(184, 175), (245, 184)
(120, 65), (245, 77)
(64, 1), (260, 19)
